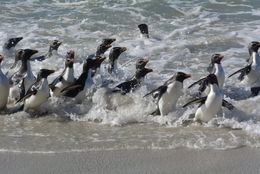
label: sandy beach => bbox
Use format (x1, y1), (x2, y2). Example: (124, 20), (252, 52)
(0, 148), (259, 174)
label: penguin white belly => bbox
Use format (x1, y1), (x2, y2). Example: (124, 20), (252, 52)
(247, 66), (260, 85)
(24, 90), (49, 110)
(0, 80), (9, 109)
(158, 82), (182, 116)
(10, 85), (20, 100)
(194, 93), (223, 122)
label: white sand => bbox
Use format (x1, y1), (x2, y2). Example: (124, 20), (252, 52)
(0, 148), (260, 174)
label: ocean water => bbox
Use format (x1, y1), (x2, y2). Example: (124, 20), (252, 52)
(0, 0), (260, 153)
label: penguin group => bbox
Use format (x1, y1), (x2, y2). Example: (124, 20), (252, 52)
(0, 23), (259, 124)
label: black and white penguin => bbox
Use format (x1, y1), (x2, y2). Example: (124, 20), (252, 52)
(144, 72), (191, 116)
(95, 38), (116, 56)
(16, 69), (55, 111)
(61, 57), (105, 101)
(2, 37), (23, 57)
(138, 24), (149, 38)
(49, 50), (76, 96)
(188, 54), (225, 94)
(183, 74), (234, 123)
(91, 55), (107, 77)
(0, 55), (10, 110)
(228, 41), (260, 96)
(31, 40), (62, 61)
(108, 47), (127, 74)
(135, 58), (149, 70)
(113, 67), (153, 94)
(9, 49), (38, 100)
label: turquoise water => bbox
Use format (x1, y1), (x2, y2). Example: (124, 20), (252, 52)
(0, 0), (260, 152)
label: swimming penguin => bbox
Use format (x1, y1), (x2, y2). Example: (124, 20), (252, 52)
(61, 57), (105, 100)
(91, 55), (107, 77)
(95, 38), (116, 56)
(49, 50), (76, 96)
(108, 47), (127, 74)
(31, 40), (62, 61)
(144, 72), (191, 116)
(188, 54), (225, 94)
(228, 41), (260, 96)
(16, 69), (55, 111)
(135, 58), (149, 70)
(2, 37), (23, 57)
(0, 55), (10, 110)
(138, 24), (149, 38)
(113, 67), (153, 94)
(9, 49), (38, 100)
(183, 74), (234, 123)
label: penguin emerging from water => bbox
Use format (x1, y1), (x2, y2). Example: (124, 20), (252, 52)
(9, 49), (38, 100)
(113, 67), (153, 94)
(16, 69), (55, 111)
(135, 58), (149, 70)
(144, 72), (191, 116)
(229, 41), (260, 96)
(95, 38), (116, 56)
(49, 50), (76, 96)
(188, 54), (225, 94)
(108, 47), (127, 74)
(0, 55), (10, 110)
(31, 40), (62, 61)
(138, 24), (149, 38)
(183, 74), (234, 123)
(61, 57), (106, 101)
(2, 37), (23, 57)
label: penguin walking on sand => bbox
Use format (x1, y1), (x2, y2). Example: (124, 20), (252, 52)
(0, 55), (10, 110)
(49, 50), (76, 96)
(2, 37), (23, 58)
(188, 54), (225, 95)
(16, 69), (55, 111)
(144, 72), (191, 116)
(183, 74), (234, 123)
(61, 57), (106, 102)
(9, 49), (38, 100)
(229, 41), (260, 96)
(108, 47), (127, 74)
(31, 40), (62, 61)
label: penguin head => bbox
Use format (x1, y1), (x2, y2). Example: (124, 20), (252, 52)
(248, 41), (260, 54)
(206, 74), (218, 86)
(136, 58), (149, 70)
(102, 38), (116, 45)
(96, 44), (112, 56)
(50, 40), (62, 51)
(175, 72), (191, 82)
(211, 54), (224, 64)
(83, 58), (96, 72)
(0, 55), (4, 64)
(37, 69), (55, 80)
(135, 68), (153, 79)
(138, 24), (149, 38)
(94, 55), (106, 66)
(65, 50), (75, 68)
(109, 47), (127, 61)
(4, 37), (23, 49)
(15, 49), (38, 61)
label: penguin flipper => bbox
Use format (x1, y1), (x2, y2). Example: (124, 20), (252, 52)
(222, 99), (234, 110)
(49, 76), (63, 90)
(188, 77), (207, 89)
(182, 97), (207, 108)
(143, 85), (167, 99)
(228, 64), (251, 80)
(61, 84), (82, 93)
(16, 89), (37, 103)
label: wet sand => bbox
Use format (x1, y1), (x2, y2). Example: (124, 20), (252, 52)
(0, 147), (259, 174)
